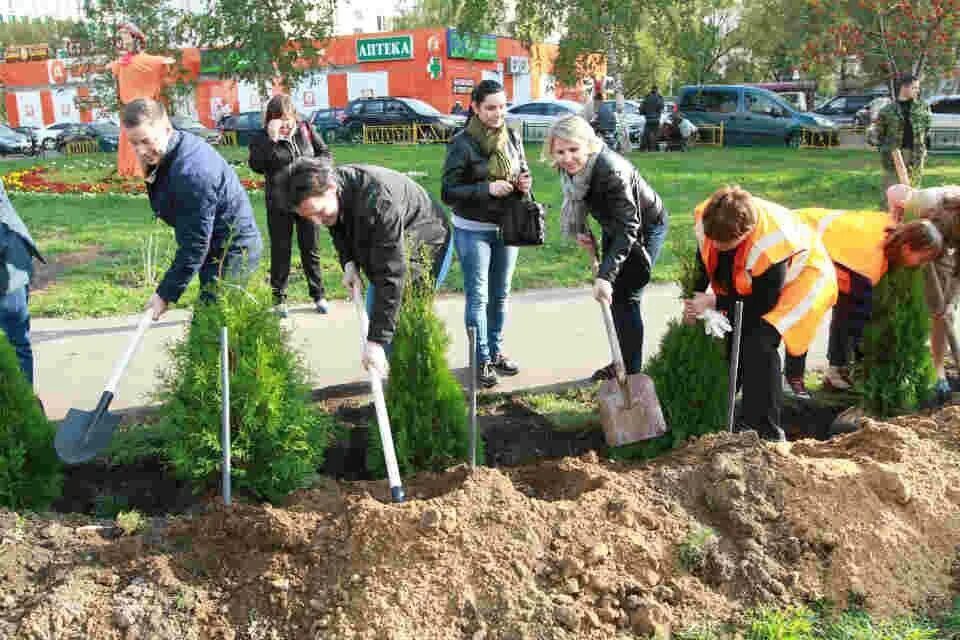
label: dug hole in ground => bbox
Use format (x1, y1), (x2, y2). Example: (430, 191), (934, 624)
(3, 408), (960, 639)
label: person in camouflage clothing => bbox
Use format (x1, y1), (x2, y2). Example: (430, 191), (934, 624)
(877, 73), (932, 189)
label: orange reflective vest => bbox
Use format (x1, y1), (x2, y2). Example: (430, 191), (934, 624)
(695, 197), (838, 356)
(793, 208), (893, 294)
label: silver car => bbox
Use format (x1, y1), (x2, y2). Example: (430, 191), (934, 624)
(505, 99), (584, 141)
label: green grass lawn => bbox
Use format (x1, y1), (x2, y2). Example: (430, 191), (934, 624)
(7, 144), (960, 318)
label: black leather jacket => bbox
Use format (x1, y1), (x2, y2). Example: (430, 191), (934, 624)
(441, 126), (526, 224)
(329, 164), (451, 344)
(587, 148), (668, 282)
(248, 122), (330, 213)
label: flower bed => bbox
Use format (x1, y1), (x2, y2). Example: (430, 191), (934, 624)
(3, 166), (264, 195)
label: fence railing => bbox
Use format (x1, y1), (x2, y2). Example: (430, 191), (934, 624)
(694, 123), (724, 147)
(65, 139), (99, 155)
(220, 130), (239, 146)
(361, 123), (454, 144)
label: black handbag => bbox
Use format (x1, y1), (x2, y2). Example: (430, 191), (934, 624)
(500, 195), (546, 247)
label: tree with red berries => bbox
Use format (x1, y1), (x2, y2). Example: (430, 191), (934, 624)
(803, 0), (960, 90)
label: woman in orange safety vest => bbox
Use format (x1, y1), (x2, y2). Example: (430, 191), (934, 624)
(783, 209), (942, 395)
(684, 185), (838, 441)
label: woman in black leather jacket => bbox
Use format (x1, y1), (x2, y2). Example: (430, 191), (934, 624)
(545, 114), (668, 378)
(249, 94), (331, 317)
(442, 80), (532, 388)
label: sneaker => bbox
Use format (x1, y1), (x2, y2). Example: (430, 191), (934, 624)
(274, 303), (289, 319)
(934, 377), (951, 405)
(491, 353), (519, 376)
(315, 298), (330, 314)
(592, 363), (617, 381)
(478, 361), (499, 389)
(822, 366), (852, 391)
(785, 376), (811, 400)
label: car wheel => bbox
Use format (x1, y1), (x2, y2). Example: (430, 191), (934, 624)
(42, 138), (57, 151)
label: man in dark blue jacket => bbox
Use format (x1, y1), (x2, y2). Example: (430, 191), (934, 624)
(0, 177), (44, 384)
(121, 99), (263, 319)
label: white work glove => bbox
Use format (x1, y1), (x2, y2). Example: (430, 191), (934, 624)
(362, 340), (389, 379)
(592, 278), (613, 304)
(267, 119), (285, 142)
(342, 261), (362, 293)
(700, 308), (732, 339)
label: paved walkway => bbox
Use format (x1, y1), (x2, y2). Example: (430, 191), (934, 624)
(31, 284), (831, 420)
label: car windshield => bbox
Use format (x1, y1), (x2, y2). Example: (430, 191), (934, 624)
(91, 122), (119, 135)
(399, 98), (442, 116)
(172, 116), (203, 128)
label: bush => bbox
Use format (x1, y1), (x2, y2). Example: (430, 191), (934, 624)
(367, 265), (476, 477)
(610, 236), (728, 460)
(156, 282), (334, 502)
(0, 334), (62, 510)
(857, 267), (935, 417)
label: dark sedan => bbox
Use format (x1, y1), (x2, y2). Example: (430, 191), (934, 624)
(0, 124), (32, 156)
(171, 115), (222, 145)
(55, 121), (120, 153)
(218, 111), (262, 146)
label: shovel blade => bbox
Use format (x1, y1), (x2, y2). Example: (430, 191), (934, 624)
(55, 408), (122, 464)
(598, 373), (668, 447)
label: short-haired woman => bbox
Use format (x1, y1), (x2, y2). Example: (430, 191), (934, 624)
(249, 94), (331, 317)
(442, 80), (531, 388)
(684, 186), (838, 441)
(544, 114), (668, 381)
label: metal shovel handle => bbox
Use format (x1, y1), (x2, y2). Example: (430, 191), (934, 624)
(727, 300), (744, 433)
(105, 308), (154, 394)
(352, 283), (405, 503)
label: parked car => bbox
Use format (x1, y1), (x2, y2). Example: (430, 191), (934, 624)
(36, 122), (77, 150)
(777, 91), (808, 112)
(341, 96), (462, 141)
(926, 94), (960, 151)
(0, 124), (32, 155)
(814, 92), (887, 125)
(55, 121), (119, 153)
(12, 126), (41, 154)
(593, 100), (646, 147)
(853, 96), (892, 127)
(171, 114), (221, 145)
(311, 107), (347, 134)
(505, 99), (584, 141)
(218, 111), (262, 146)
(677, 84), (838, 147)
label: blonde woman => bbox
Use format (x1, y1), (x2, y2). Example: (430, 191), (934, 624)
(544, 115), (669, 380)
(249, 94), (331, 317)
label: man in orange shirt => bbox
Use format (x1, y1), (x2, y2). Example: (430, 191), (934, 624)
(107, 22), (175, 178)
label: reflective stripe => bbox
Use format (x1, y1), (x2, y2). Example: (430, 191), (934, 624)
(773, 267), (833, 335)
(785, 249), (809, 282)
(816, 210), (846, 237)
(746, 229), (787, 271)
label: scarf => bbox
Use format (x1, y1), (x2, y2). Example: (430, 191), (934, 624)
(465, 116), (513, 181)
(559, 147), (603, 239)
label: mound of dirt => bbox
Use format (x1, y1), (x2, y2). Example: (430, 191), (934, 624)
(3, 409), (960, 639)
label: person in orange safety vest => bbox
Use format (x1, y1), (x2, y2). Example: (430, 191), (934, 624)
(783, 208), (942, 396)
(683, 186), (838, 441)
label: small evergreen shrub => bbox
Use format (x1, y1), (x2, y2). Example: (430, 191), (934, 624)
(0, 335), (62, 510)
(156, 282), (334, 502)
(367, 263), (476, 477)
(857, 267), (935, 417)
(610, 237), (728, 460)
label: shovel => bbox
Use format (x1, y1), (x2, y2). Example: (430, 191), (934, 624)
(352, 284), (405, 503)
(55, 309), (154, 464)
(590, 244), (668, 446)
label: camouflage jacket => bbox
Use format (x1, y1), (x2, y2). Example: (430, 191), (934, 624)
(877, 99), (932, 172)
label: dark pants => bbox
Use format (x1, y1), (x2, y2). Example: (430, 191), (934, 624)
(605, 219), (668, 374)
(267, 208), (325, 304)
(720, 299), (783, 440)
(784, 266), (872, 377)
(0, 285), (33, 385)
(643, 123), (660, 151)
(198, 244), (262, 305)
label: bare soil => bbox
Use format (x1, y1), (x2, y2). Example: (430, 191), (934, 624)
(3, 408), (960, 639)
(30, 246), (103, 291)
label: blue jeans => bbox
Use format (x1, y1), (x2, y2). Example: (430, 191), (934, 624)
(454, 226), (519, 364)
(0, 285), (33, 385)
(605, 218), (668, 374)
(197, 245), (262, 304)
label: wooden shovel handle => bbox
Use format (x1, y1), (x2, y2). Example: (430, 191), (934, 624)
(891, 149), (910, 186)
